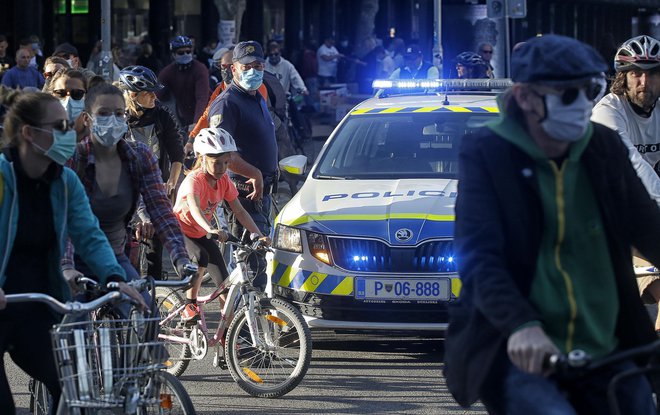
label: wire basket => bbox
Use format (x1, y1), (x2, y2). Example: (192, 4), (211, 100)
(51, 315), (169, 410)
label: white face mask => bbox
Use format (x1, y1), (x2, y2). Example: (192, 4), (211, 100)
(60, 96), (85, 123)
(92, 115), (128, 147)
(539, 89), (593, 142)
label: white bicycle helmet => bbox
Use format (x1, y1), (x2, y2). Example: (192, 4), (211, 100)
(194, 127), (237, 155)
(614, 35), (660, 72)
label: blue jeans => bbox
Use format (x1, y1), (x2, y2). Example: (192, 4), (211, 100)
(480, 359), (656, 415)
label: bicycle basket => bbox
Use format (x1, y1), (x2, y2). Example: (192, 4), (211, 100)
(51, 315), (169, 410)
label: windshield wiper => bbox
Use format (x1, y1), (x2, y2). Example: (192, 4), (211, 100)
(315, 174), (357, 180)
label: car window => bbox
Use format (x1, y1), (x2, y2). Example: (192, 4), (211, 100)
(314, 112), (497, 179)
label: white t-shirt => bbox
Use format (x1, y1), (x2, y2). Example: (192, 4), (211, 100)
(592, 93), (660, 204)
(317, 44), (339, 77)
(265, 57), (307, 94)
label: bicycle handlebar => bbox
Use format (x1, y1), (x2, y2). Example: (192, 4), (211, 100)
(5, 291), (123, 315)
(545, 338), (660, 377)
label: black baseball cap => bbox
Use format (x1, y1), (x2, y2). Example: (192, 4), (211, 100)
(404, 45), (422, 60)
(232, 41), (265, 64)
(53, 42), (78, 57)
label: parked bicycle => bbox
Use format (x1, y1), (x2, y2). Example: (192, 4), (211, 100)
(20, 267), (198, 415)
(155, 233), (312, 398)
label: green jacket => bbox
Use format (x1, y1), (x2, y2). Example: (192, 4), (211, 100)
(488, 115), (618, 357)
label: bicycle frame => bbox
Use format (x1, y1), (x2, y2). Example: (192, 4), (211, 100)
(158, 244), (270, 358)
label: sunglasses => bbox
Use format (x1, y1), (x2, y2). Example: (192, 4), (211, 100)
(556, 83), (605, 105)
(481, 50), (493, 54)
(53, 88), (86, 100)
(56, 53), (74, 60)
(176, 49), (192, 56)
(39, 119), (74, 132)
(43, 71), (55, 79)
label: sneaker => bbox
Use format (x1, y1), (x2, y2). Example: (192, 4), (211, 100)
(180, 303), (199, 323)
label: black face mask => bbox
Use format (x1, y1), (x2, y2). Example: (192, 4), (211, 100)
(221, 66), (233, 85)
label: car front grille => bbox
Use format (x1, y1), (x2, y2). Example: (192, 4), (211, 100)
(328, 238), (456, 273)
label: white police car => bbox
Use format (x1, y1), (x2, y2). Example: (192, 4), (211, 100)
(269, 78), (511, 331)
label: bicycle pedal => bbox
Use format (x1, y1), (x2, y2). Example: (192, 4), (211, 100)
(213, 353), (228, 369)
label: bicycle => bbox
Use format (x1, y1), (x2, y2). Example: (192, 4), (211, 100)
(19, 268), (198, 415)
(155, 233), (313, 398)
(546, 339), (660, 415)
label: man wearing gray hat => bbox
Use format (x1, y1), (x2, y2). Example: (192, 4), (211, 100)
(206, 41), (278, 237)
(444, 34), (660, 414)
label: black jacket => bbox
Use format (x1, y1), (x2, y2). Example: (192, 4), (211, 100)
(444, 122), (658, 407)
(127, 105), (184, 181)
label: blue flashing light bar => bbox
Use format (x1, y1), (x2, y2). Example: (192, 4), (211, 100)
(372, 78), (513, 90)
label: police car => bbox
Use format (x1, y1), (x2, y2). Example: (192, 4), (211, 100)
(269, 78), (512, 331)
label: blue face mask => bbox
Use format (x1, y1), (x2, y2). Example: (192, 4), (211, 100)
(238, 68), (264, 91)
(175, 53), (193, 65)
(60, 97), (85, 123)
(92, 115), (128, 147)
(31, 126), (77, 165)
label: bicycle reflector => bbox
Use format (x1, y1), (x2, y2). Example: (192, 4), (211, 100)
(372, 78), (513, 90)
(160, 394), (173, 410)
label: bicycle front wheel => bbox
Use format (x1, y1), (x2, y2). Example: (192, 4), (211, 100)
(224, 297), (312, 398)
(137, 371), (196, 415)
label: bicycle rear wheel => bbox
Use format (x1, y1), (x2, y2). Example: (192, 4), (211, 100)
(155, 287), (192, 377)
(137, 371), (196, 414)
(224, 297), (312, 397)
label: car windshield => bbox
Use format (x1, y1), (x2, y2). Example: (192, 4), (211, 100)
(314, 112), (498, 180)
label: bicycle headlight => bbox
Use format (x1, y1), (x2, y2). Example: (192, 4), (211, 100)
(274, 224), (303, 253)
(306, 231), (331, 265)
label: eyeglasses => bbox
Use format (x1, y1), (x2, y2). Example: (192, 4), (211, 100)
(481, 50), (493, 54)
(239, 62), (265, 71)
(53, 88), (86, 100)
(56, 53), (74, 60)
(43, 71), (55, 79)
(175, 49), (192, 56)
(215, 62), (231, 70)
(38, 119), (74, 132)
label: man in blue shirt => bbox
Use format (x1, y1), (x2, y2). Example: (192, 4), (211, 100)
(207, 41), (278, 236)
(1, 48), (44, 89)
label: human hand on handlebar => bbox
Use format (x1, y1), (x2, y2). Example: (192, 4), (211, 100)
(0, 288), (5, 310)
(63, 268), (85, 294)
(208, 229), (229, 242)
(507, 325), (559, 375)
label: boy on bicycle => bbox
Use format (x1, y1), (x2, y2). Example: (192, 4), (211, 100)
(173, 127), (270, 322)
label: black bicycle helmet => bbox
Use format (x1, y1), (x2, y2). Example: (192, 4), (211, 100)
(119, 65), (163, 92)
(170, 35), (193, 51)
(614, 35), (660, 72)
(455, 51), (488, 67)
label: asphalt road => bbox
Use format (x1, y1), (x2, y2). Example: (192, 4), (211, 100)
(5, 330), (487, 415)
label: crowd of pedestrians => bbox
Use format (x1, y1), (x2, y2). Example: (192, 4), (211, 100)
(0, 28), (660, 414)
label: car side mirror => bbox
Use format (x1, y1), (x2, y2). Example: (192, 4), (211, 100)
(279, 154), (308, 177)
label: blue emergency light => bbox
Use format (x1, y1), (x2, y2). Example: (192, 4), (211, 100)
(372, 78), (513, 90)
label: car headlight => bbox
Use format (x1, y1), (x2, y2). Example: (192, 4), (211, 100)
(273, 224), (303, 253)
(306, 231), (332, 265)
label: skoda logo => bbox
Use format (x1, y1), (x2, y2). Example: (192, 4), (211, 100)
(395, 228), (413, 242)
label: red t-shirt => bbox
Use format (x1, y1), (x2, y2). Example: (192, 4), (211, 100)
(174, 170), (239, 239)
